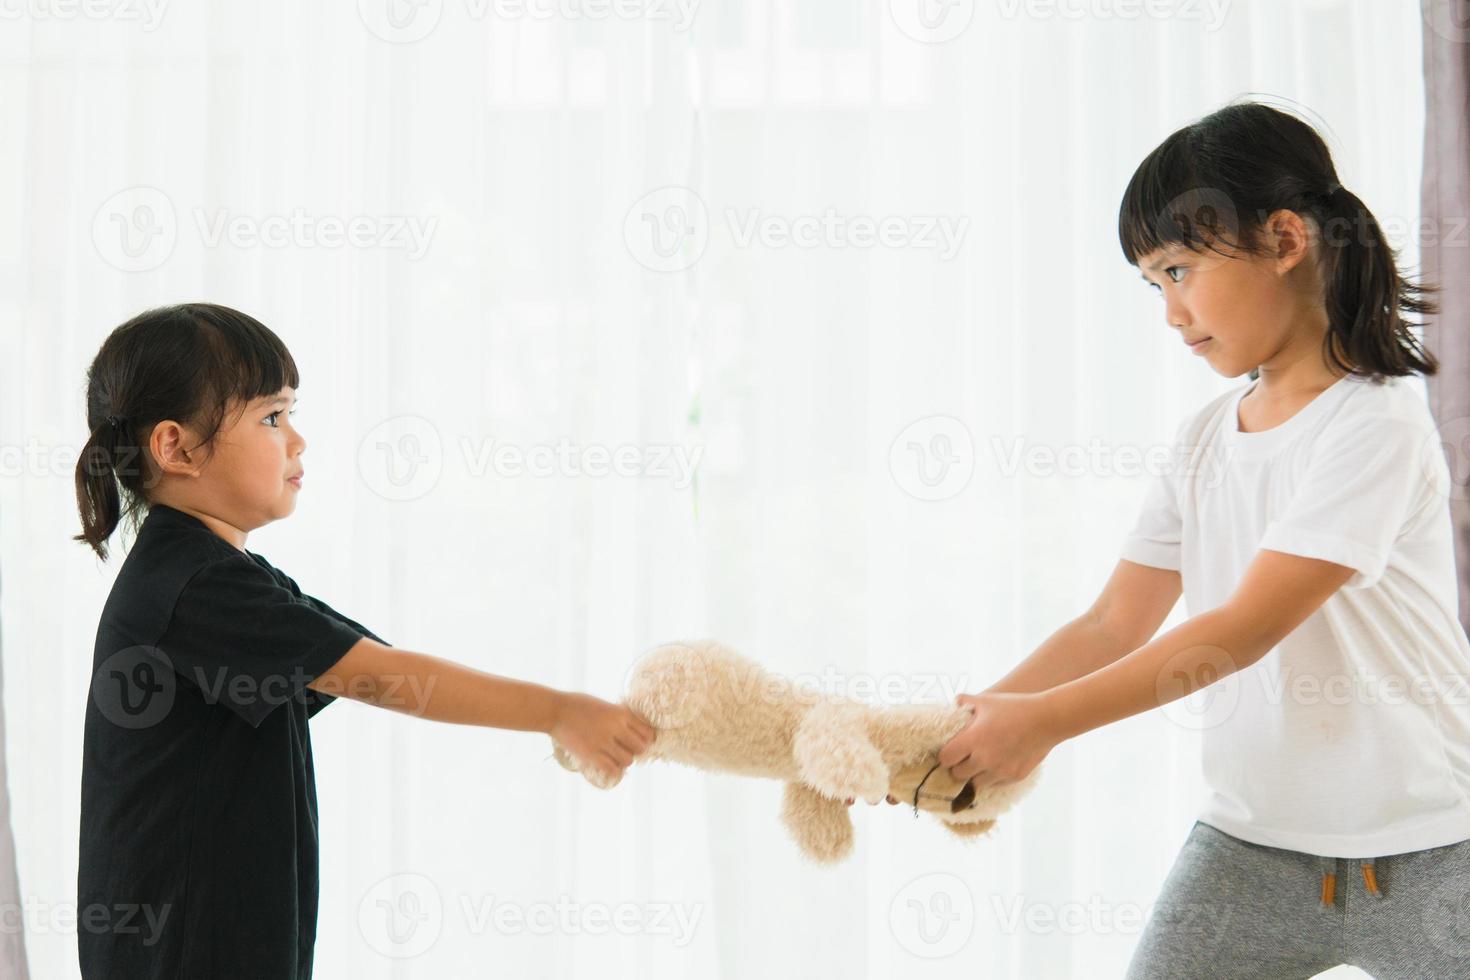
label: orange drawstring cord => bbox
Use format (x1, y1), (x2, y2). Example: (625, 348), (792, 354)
(1321, 858), (1384, 906)
(1361, 859), (1382, 899)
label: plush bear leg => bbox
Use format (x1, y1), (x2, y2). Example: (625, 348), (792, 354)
(781, 781), (854, 863)
(792, 701), (891, 804)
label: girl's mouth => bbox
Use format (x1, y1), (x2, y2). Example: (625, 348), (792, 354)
(1187, 336), (1213, 353)
(287, 474), (303, 489)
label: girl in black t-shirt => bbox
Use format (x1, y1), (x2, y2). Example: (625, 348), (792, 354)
(73, 302), (654, 980)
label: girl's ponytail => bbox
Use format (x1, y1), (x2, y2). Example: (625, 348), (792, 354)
(1315, 184), (1438, 378)
(73, 414), (139, 562)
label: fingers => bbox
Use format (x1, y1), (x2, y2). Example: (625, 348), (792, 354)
(594, 752), (626, 781)
(936, 722), (977, 768)
(627, 713), (656, 744)
(613, 733), (645, 758)
(620, 711), (656, 753)
(949, 757), (983, 783)
(961, 767), (991, 788)
(936, 742), (966, 768)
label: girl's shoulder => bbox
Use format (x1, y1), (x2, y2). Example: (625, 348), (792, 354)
(1321, 373), (1438, 438)
(1173, 383), (1252, 445)
(99, 508), (248, 631)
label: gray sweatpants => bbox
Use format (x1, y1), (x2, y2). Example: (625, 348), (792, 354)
(1124, 819), (1470, 979)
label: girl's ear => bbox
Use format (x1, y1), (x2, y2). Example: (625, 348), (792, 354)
(1263, 207), (1314, 273)
(149, 420), (206, 479)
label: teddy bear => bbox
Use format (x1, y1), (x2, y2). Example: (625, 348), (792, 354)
(551, 639), (1042, 863)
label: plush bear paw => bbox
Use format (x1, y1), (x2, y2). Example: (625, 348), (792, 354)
(781, 781), (855, 863)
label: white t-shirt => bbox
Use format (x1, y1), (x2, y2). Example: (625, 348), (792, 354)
(1121, 372), (1470, 858)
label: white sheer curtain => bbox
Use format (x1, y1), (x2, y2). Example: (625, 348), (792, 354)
(0, 1), (1425, 977)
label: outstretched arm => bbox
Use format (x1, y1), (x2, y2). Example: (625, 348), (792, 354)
(939, 549), (1355, 789)
(308, 636), (654, 780)
(1041, 549), (1353, 740)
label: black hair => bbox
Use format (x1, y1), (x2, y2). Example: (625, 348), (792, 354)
(73, 303), (299, 561)
(1117, 99), (1438, 381)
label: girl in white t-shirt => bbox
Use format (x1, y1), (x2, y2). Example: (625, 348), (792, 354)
(937, 99), (1470, 977)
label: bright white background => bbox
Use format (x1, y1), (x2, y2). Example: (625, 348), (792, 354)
(0, 1), (1429, 977)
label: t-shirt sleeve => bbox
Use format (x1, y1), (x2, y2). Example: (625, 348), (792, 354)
(160, 555), (375, 727)
(1119, 418), (1188, 571)
(1257, 414), (1431, 590)
(272, 571), (390, 717)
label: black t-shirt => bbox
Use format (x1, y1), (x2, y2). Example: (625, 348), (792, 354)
(77, 503), (385, 979)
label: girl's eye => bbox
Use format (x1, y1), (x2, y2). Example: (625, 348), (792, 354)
(264, 409), (297, 428)
(1148, 266), (1186, 295)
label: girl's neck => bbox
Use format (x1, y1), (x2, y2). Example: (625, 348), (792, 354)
(1252, 357), (1349, 401)
(1250, 308), (1349, 401)
(152, 497), (250, 553)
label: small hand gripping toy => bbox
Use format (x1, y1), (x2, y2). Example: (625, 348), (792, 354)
(551, 639), (1042, 863)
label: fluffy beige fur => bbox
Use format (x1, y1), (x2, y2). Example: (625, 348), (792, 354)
(552, 639), (1042, 863)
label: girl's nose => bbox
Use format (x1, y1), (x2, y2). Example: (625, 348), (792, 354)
(1165, 302), (1191, 332)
